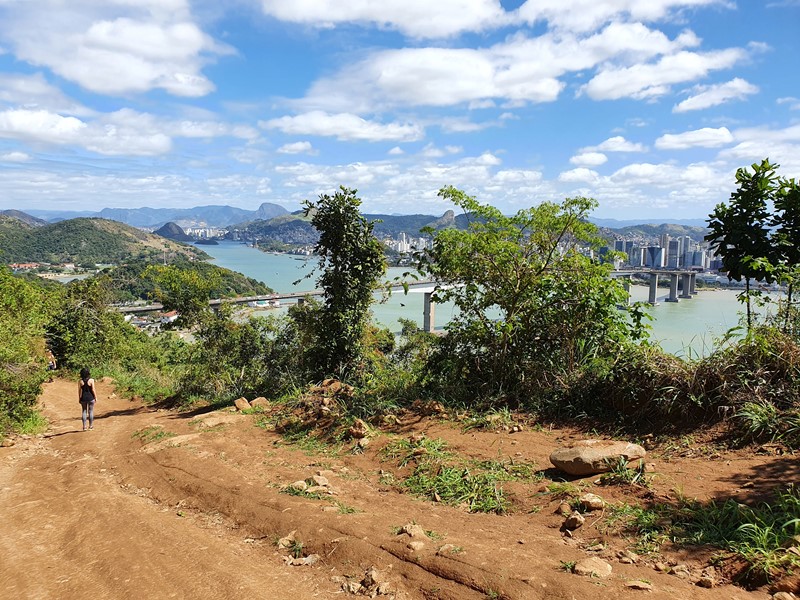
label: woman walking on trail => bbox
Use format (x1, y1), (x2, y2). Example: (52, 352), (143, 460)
(78, 368), (97, 431)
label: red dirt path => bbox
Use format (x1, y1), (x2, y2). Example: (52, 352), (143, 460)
(1, 378), (788, 599)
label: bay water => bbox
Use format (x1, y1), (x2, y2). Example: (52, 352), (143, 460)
(201, 241), (748, 357)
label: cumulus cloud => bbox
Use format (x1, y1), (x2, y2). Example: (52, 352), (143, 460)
(673, 78), (759, 112)
(0, 72), (92, 116)
(559, 167), (600, 183)
(261, 111), (424, 142)
(298, 22), (711, 112)
(655, 127), (734, 149)
(570, 152), (608, 166)
(593, 136), (646, 152)
(517, 0), (725, 33)
(257, 0), (510, 38)
(0, 0), (231, 97)
(582, 48), (748, 100)
(277, 141), (316, 155)
(0, 107), (256, 156)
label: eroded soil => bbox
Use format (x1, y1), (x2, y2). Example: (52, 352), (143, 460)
(1, 378), (793, 599)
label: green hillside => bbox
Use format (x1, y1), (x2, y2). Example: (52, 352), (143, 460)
(99, 259), (274, 303)
(0, 217), (208, 264)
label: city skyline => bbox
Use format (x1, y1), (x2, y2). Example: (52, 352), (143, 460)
(0, 1), (798, 219)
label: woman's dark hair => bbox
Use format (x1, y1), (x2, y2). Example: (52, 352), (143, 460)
(80, 368), (90, 380)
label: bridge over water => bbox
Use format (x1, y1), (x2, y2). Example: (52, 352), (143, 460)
(115, 271), (698, 333)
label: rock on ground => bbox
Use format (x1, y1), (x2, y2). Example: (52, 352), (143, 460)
(550, 440), (646, 476)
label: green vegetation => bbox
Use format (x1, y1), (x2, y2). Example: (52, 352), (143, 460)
(299, 187), (387, 380)
(100, 258), (272, 304)
(607, 486), (800, 582)
(0, 216), (206, 264)
(132, 425), (176, 443)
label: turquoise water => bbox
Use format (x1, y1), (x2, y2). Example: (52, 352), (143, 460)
(201, 241), (749, 357)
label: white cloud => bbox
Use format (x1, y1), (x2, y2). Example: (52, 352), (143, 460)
(673, 78), (759, 112)
(299, 22), (708, 112)
(0, 151), (31, 162)
(559, 167), (600, 183)
(582, 48), (747, 100)
(261, 111), (424, 142)
(388, 146), (405, 156)
(0, 72), (92, 116)
(517, 0), (726, 33)
(277, 141), (316, 155)
(257, 0), (510, 38)
(0, 0), (231, 97)
(777, 97), (800, 111)
(594, 136), (646, 152)
(656, 126), (734, 149)
(0, 107), (255, 156)
(570, 152), (608, 166)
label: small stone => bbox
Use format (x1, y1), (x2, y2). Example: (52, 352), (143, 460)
(625, 581), (653, 591)
(0, 438), (15, 447)
(286, 480), (308, 492)
(563, 512), (585, 531)
(233, 397), (251, 411)
(277, 530), (296, 548)
(556, 502), (573, 517)
(401, 523), (428, 539)
(407, 540), (425, 552)
(579, 493), (605, 511)
(376, 582), (392, 595)
(772, 592), (795, 600)
(362, 567), (384, 587)
(573, 557), (613, 578)
(653, 562), (669, 573)
(357, 437), (370, 449)
(617, 550), (639, 564)
(321, 506), (338, 512)
(550, 440), (647, 476)
(312, 475), (330, 487)
(305, 485), (329, 494)
(344, 581), (363, 594)
(697, 576), (715, 588)
(437, 544), (459, 555)
(670, 564), (690, 579)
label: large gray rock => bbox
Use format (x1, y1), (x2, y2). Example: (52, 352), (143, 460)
(550, 440), (646, 476)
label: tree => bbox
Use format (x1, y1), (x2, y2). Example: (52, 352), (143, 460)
(706, 159), (778, 331)
(145, 264), (220, 328)
(0, 266), (51, 429)
(300, 187), (386, 379)
(420, 186), (643, 402)
(771, 176), (800, 332)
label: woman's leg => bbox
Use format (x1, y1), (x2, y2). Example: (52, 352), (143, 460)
(88, 401), (94, 429)
(81, 403), (88, 430)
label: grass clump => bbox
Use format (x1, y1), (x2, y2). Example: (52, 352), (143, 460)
(132, 425), (176, 443)
(381, 436), (451, 466)
(599, 458), (652, 487)
(402, 464), (509, 514)
(606, 485), (800, 583)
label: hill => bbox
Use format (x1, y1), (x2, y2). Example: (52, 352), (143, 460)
(0, 216), (208, 264)
(0, 209), (47, 227)
(610, 223), (709, 243)
(26, 202), (291, 229)
(99, 259), (273, 302)
(153, 222), (193, 242)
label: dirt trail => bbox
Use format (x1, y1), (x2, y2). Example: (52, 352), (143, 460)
(0, 379), (780, 599)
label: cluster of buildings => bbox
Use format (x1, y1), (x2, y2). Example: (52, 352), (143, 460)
(383, 233), (430, 254)
(184, 226), (226, 239)
(599, 234), (720, 271)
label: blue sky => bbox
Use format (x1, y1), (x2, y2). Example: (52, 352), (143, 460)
(0, 0), (798, 220)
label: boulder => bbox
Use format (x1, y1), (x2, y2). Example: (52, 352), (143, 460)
(549, 440), (646, 476)
(250, 397), (269, 408)
(233, 397), (251, 411)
